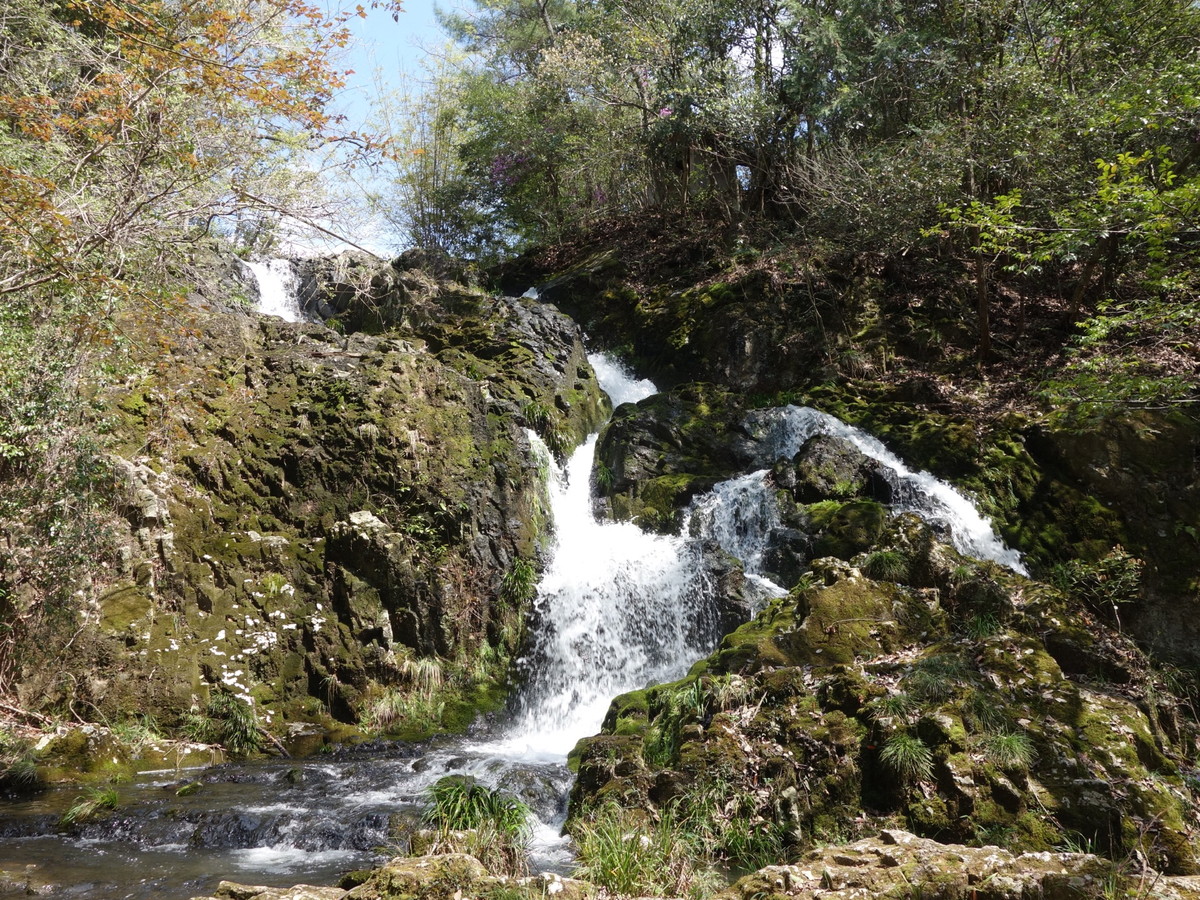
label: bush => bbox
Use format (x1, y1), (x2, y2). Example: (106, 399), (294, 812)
(1051, 545), (1143, 625)
(981, 732), (1035, 771)
(0, 728), (39, 790)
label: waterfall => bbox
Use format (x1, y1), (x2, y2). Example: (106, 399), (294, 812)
(745, 405), (1027, 574)
(683, 472), (788, 607)
(0, 351), (1035, 898)
(246, 259), (304, 323)
(498, 355), (718, 758)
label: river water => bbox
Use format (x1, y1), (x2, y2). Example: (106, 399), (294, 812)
(0, 339), (1025, 898)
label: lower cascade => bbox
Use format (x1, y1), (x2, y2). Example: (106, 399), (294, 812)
(0, 352), (1031, 898)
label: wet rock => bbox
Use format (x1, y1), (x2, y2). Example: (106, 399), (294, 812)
(594, 385), (755, 532)
(778, 434), (894, 505)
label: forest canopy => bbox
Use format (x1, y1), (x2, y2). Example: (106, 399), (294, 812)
(371, 0), (1200, 403)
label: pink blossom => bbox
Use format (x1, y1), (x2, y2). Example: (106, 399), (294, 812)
(658, 107), (672, 117)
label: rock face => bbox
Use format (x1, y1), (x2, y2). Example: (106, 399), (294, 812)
(571, 391), (1200, 878)
(721, 829), (1200, 900)
(16, 260), (606, 746)
(594, 385), (755, 532)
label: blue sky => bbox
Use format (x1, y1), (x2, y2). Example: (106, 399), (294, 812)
(329, 0), (456, 131)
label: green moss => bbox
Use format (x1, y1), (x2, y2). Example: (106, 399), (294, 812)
(813, 500), (888, 559)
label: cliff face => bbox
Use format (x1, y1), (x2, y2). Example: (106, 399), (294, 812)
(16, 256), (605, 746)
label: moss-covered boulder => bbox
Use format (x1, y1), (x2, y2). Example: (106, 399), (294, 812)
(11, 259), (605, 753)
(594, 384), (754, 532)
(569, 536), (1200, 876)
(720, 829), (1200, 900)
(186, 855), (597, 900)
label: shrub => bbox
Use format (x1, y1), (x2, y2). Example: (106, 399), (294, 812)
(905, 654), (976, 702)
(501, 558), (538, 605)
(361, 687), (445, 736)
(0, 728), (39, 790)
(1051, 545), (1143, 626)
(867, 692), (917, 725)
(185, 691), (262, 755)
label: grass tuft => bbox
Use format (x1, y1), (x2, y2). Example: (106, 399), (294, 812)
(61, 786), (118, 826)
(422, 776), (530, 875)
(880, 731), (934, 782)
(863, 549), (910, 582)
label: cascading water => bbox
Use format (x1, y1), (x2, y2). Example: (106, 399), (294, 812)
(500, 441), (716, 757)
(246, 259), (304, 323)
(743, 405), (1027, 575)
(0, 347), (1029, 898)
(684, 472), (788, 607)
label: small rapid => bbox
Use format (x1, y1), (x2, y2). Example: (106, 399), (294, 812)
(745, 405), (1027, 575)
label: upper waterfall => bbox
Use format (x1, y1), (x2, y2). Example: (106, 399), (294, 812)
(246, 259), (304, 323)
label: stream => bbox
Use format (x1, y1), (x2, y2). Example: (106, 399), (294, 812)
(0, 292), (1025, 897)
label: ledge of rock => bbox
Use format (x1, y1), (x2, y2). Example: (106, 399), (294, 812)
(720, 830), (1200, 900)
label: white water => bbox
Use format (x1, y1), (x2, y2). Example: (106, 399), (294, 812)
(247, 258), (304, 322)
(495, 355), (718, 759)
(744, 405), (1027, 574)
(501, 434), (716, 758)
(587, 354), (658, 409)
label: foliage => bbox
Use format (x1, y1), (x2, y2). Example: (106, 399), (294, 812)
(422, 776), (531, 875)
(501, 558), (538, 605)
(980, 732), (1036, 771)
(362, 686), (445, 736)
(880, 732), (934, 783)
(184, 691), (262, 756)
(571, 802), (721, 899)
(680, 778), (787, 875)
(378, 0), (1200, 408)
(60, 786), (119, 826)
(867, 692), (917, 726)
(1050, 545), (1144, 623)
(0, 727), (38, 790)
(904, 655), (977, 703)
(863, 549), (910, 582)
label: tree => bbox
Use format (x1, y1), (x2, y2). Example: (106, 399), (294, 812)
(0, 0), (400, 694)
